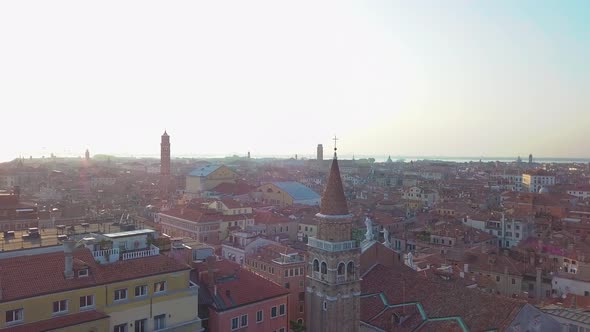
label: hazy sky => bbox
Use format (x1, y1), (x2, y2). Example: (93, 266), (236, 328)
(1, 0), (589, 162)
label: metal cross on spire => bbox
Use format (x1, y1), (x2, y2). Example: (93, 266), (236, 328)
(332, 135), (339, 159)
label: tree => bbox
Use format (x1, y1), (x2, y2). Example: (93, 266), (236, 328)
(290, 320), (306, 332)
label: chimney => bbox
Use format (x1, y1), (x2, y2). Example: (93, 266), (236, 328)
(206, 255), (216, 287)
(535, 267), (543, 299)
(63, 239), (75, 279)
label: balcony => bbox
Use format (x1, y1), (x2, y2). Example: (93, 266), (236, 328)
(92, 248), (120, 264)
(307, 237), (358, 252)
(122, 244), (160, 260)
(336, 275), (346, 283)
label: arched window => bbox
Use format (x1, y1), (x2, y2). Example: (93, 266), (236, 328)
(313, 259), (319, 272)
(337, 263), (345, 275)
(321, 262), (327, 274)
(347, 261), (355, 277)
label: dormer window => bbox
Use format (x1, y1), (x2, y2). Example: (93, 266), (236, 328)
(78, 268), (89, 277)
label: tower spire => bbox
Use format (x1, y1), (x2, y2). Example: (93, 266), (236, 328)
(332, 135), (338, 159)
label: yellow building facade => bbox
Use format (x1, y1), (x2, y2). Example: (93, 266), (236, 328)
(185, 165), (238, 195)
(0, 245), (202, 332)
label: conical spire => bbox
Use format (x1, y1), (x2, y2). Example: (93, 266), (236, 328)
(319, 152), (349, 216)
(162, 130), (169, 137)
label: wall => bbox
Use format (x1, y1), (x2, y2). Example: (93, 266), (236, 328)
(209, 295), (289, 332)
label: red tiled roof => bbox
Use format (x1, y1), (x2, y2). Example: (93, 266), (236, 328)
(220, 198), (248, 209)
(0, 248), (190, 302)
(319, 157), (349, 216)
(0, 310), (109, 332)
(254, 210), (291, 224)
(161, 208), (223, 223)
(362, 264), (525, 331)
(194, 259), (288, 311)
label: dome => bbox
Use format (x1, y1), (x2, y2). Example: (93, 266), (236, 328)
(539, 186), (550, 194)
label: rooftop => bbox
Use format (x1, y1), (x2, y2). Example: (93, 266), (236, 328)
(188, 165), (223, 177)
(270, 181), (321, 201)
(0, 247), (190, 302)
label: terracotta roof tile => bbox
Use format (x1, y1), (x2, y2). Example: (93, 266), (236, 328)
(0, 248), (190, 302)
(194, 259), (288, 311)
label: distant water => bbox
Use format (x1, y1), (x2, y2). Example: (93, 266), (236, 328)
(2, 152), (588, 164)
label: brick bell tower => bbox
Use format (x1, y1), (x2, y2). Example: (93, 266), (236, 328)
(306, 137), (360, 332)
(160, 130), (171, 195)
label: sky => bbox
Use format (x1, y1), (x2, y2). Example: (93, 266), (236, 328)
(1, 0), (589, 162)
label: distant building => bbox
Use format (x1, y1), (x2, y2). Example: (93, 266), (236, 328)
(185, 165), (239, 197)
(317, 144), (323, 161)
(85, 149), (90, 162)
(256, 182), (320, 207)
(522, 170), (555, 193)
(160, 130), (171, 194)
(0, 190), (38, 231)
(529, 153), (533, 164)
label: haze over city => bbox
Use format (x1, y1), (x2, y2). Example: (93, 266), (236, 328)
(1, 0), (589, 162)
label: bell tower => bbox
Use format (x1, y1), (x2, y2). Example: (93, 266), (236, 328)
(306, 137), (360, 332)
(160, 130), (171, 195)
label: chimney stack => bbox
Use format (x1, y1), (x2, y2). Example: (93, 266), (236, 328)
(535, 267), (543, 299)
(63, 239), (75, 279)
(206, 255), (216, 287)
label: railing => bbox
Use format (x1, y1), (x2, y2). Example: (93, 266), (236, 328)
(122, 245), (160, 260)
(93, 248), (119, 258)
(307, 237), (358, 252)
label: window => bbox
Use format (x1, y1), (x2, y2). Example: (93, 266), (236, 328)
(80, 295), (94, 309)
(240, 314), (248, 327)
(284, 270), (289, 277)
(154, 314), (166, 330)
(114, 288), (128, 301)
(299, 280), (304, 287)
(299, 292), (305, 301)
(134, 318), (147, 332)
(512, 278), (516, 285)
(114, 323), (127, 332)
(231, 317), (239, 330)
(52, 300), (68, 314)
(321, 262), (327, 274)
(585, 291), (590, 297)
(285, 282), (290, 289)
(78, 268), (89, 277)
(294, 268), (299, 276)
(279, 328), (286, 332)
(313, 259), (319, 272)
(154, 281), (166, 293)
(5, 308), (23, 323)
(271, 306), (278, 318)
(299, 304), (304, 313)
(135, 285), (148, 297)
(290, 269), (294, 277)
(279, 303), (286, 316)
(256, 310), (263, 323)
(299, 267), (304, 275)
(496, 276), (500, 282)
